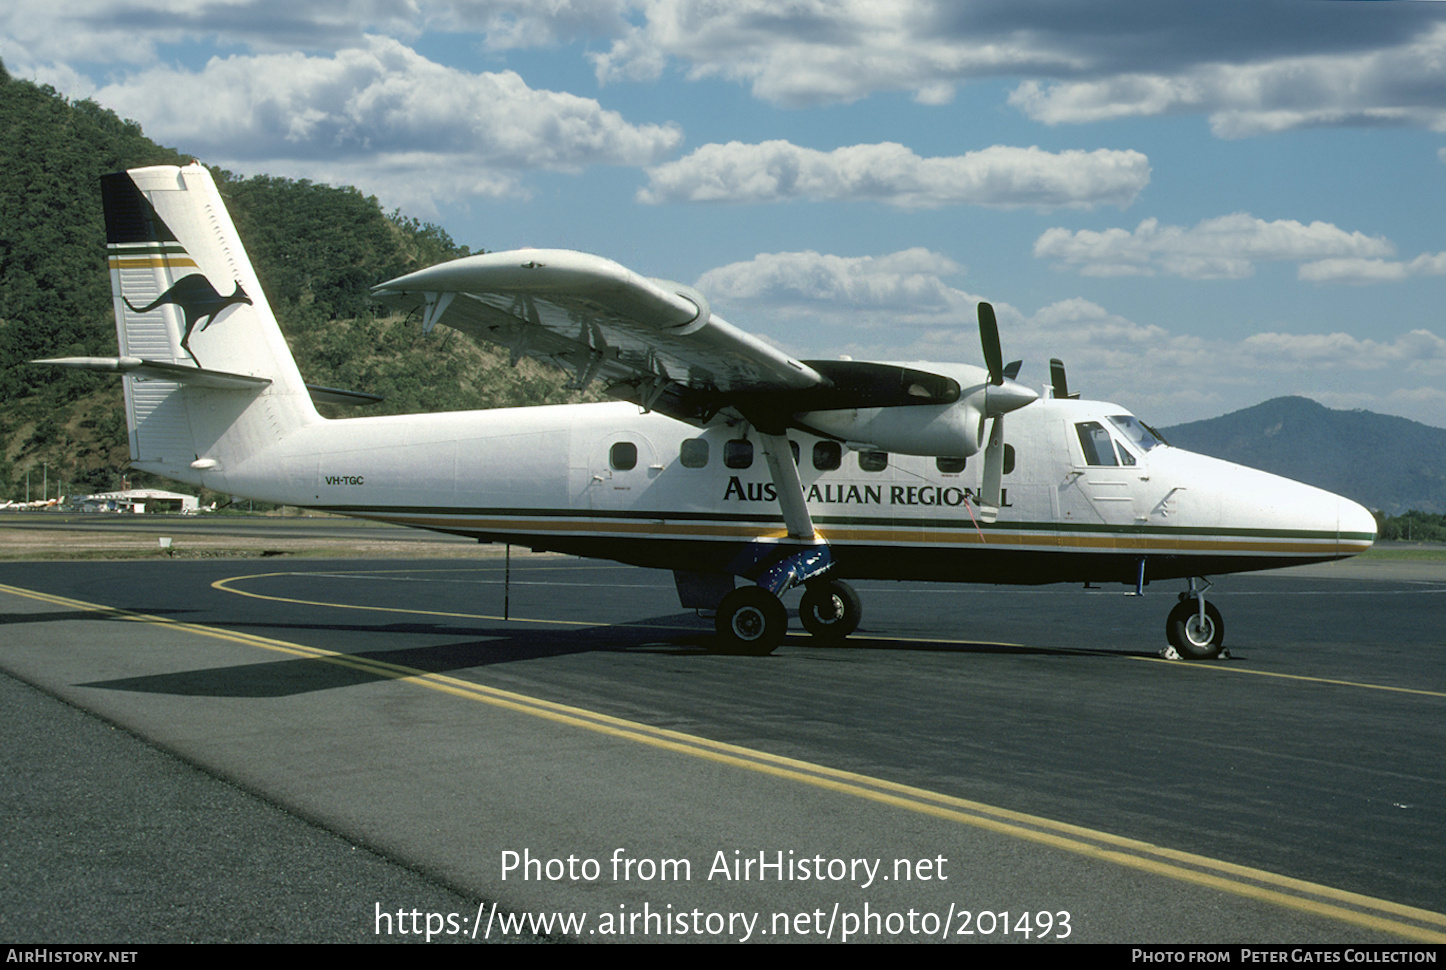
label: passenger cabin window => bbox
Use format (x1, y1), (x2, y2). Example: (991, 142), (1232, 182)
(859, 450), (889, 472)
(1075, 422), (1118, 466)
(813, 441), (842, 471)
(1003, 445), (1016, 475)
(789, 440), (800, 465)
(680, 438), (709, 468)
(610, 441), (638, 471)
(724, 439), (754, 469)
(936, 456), (966, 474)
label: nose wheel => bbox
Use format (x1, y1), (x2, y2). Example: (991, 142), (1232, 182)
(1165, 594), (1225, 660)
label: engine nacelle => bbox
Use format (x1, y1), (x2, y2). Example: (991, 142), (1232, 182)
(792, 359), (1038, 457)
(796, 397), (987, 457)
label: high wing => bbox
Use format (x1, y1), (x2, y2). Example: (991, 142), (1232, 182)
(371, 249), (978, 429)
(373, 249), (830, 425)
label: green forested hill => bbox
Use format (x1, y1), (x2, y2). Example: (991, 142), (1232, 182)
(0, 67), (589, 499)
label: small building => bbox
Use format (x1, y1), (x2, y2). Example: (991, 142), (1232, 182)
(75, 488), (200, 514)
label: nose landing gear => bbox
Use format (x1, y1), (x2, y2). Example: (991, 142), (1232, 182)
(1165, 578), (1227, 660)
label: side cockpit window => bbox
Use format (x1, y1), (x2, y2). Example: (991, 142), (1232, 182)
(1075, 422), (1119, 466)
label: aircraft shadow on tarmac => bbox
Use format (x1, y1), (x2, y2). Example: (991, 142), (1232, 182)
(74, 610), (1138, 699)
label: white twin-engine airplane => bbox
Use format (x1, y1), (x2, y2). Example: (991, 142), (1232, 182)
(42, 163), (1376, 658)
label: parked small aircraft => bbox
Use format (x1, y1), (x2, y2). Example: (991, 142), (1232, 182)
(41, 163), (1376, 657)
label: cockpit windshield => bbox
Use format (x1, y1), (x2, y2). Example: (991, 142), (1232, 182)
(1107, 415), (1166, 453)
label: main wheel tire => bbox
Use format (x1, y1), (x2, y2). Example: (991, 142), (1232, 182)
(799, 579), (862, 644)
(1166, 598), (1225, 660)
(713, 586), (788, 656)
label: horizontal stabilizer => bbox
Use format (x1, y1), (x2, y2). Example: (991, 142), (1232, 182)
(33, 356), (271, 390)
(305, 384), (385, 407)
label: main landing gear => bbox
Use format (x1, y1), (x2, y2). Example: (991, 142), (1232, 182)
(712, 578), (864, 656)
(714, 587), (789, 656)
(1164, 578), (1227, 660)
(799, 578), (862, 643)
(710, 427), (858, 657)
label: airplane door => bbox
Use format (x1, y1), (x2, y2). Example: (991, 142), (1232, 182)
(588, 431), (660, 511)
(1061, 419), (1138, 526)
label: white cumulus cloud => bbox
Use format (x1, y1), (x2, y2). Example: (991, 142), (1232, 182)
(0, 0), (635, 71)
(640, 141), (1149, 209)
(689, 247), (1446, 426)
(90, 36), (681, 209)
(1034, 213), (1395, 279)
(1298, 252), (1446, 285)
(1009, 22), (1446, 138)
(11, 1), (1446, 141)
(583, 0), (1446, 139)
(1241, 329), (1446, 373)
(697, 249), (973, 315)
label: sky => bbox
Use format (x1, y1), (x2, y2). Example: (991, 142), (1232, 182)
(5, 0), (1446, 428)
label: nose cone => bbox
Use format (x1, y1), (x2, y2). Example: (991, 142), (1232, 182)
(1337, 496), (1377, 555)
(1146, 447), (1376, 565)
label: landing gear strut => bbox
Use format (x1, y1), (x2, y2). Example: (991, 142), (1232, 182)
(1165, 579), (1226, 660)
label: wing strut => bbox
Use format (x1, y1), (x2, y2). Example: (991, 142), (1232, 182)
(420, 292), (455, 334)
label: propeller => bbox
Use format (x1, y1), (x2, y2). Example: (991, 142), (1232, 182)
(1049, 358), (1079, 399)
(975, 302), (1038, 523)
(979, 302), (1004, 385)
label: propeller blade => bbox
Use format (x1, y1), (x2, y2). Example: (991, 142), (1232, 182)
(979, 302), (1003, 385)
(1049, 358), (1078, 400)
(978, 414), (1005, 523)
(1003, 359), (1023, 380)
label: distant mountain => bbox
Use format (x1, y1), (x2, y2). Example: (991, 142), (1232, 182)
(1161, 396), (1446, 515)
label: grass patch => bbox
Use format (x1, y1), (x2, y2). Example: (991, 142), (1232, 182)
(1359, 544), (1446, 561)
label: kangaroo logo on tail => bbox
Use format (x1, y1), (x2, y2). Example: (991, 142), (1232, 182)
(124, 274), (253, 362)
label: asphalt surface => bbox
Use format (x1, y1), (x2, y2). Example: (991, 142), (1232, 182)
(1, 539), (1443, 944)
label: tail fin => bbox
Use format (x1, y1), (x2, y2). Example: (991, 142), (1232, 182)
(48, 163), (319, 491)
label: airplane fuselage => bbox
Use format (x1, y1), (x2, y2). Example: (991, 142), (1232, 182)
(157, 394), (1375, 590)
